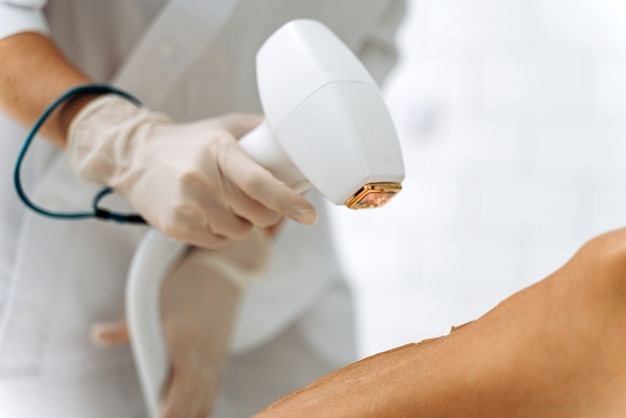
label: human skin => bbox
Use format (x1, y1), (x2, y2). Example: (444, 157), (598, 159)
(0, 32), (95, 146)
(254, 227), (626, 417)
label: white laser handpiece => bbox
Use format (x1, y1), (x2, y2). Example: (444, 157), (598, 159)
(239, 19), (404, 207)
(127, 19), (405, 417)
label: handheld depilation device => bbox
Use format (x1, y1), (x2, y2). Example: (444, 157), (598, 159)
(128, 19), (405, 416)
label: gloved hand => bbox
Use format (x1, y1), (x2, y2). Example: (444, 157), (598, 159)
(91, 226), (273, 418)
(67, 94), (317, 249)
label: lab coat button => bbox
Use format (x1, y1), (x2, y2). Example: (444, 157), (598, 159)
(159, 42), (179, 59)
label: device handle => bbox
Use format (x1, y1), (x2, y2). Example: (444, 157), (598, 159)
(126, 230), (188, 418)
(126, 121), (313, 417)
(238, 119), (311, 193)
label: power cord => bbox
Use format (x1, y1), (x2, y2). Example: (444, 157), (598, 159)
(13, 84), (147, 224)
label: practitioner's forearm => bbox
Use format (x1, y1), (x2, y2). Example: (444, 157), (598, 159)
(0, 32), (94, 146)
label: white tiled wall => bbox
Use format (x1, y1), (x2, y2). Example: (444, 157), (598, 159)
(328, 0), (626, 357)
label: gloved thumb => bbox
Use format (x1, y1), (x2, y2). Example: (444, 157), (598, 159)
(90, 319), (130, 347)
(216, 112), (264, 139)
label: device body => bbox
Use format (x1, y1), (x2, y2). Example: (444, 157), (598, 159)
(239, 19), (405, 208)
(127, 19), (405, 417)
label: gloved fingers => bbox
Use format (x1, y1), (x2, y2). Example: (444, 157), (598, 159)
(175, 176), (255, 241)
(199, 226), (273, 273)
(160, 360), (217, 418)
(219, 140), (318, 226)
(221, 175), (284, 228)
(164, 123), (279, 231)
(176, 226), (230, 250)
(158, 176), (278, 248)
(187, 152), (282, 229)
(266, 218), (285, 237)
(89, 319), (130, 347)
(212, 112), (264, 139)
(159, 212), (232, 249)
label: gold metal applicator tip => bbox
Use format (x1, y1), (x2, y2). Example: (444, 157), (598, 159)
(344, 182), (402, 210)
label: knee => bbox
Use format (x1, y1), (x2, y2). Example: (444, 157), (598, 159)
(577, 228), (626, 295)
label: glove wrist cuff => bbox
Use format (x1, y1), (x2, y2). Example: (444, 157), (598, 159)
(185, 249), (261, 291)
(66, 94), (170, 187)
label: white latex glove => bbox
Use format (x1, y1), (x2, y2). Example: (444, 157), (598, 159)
(91, 226), (273, 418)
(67, 94), (317, 249)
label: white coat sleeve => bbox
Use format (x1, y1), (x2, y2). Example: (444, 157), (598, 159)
(357, 0), (407, 87)
(0, 0), (49, 40)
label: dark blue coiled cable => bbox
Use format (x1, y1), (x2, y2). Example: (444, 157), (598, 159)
(13, 84), (147, 224)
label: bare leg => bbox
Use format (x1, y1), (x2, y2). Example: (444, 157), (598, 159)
(254, 228), (626, 417)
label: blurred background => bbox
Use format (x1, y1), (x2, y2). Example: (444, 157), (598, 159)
(328, 0), (626, 358)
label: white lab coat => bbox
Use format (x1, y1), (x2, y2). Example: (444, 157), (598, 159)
(0, 1), (405, 417)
